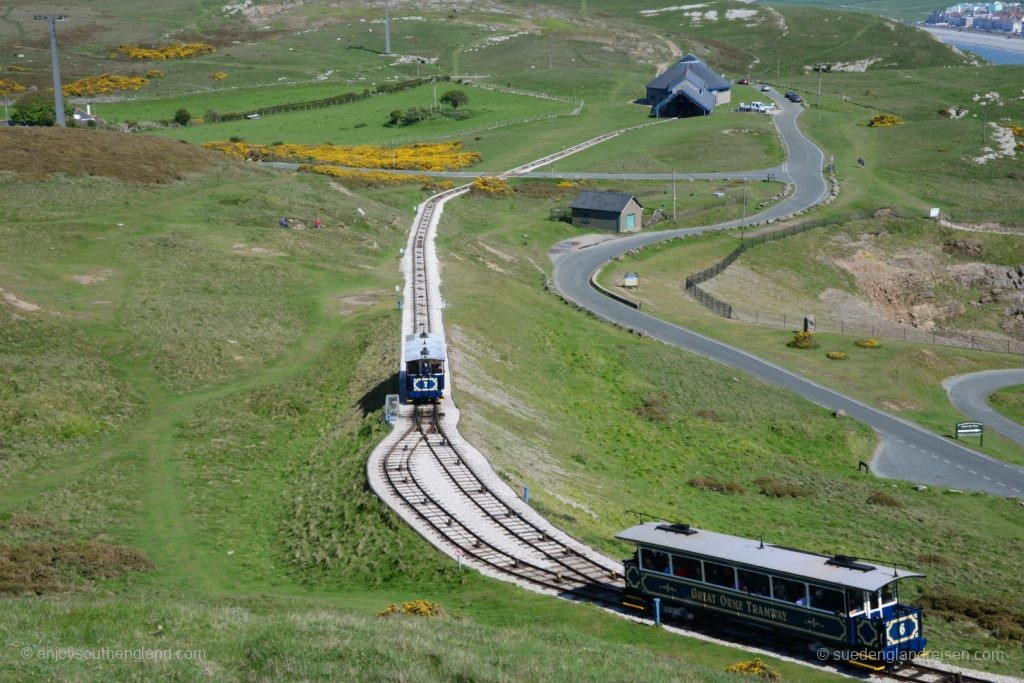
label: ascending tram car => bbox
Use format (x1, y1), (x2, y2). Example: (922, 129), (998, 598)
(618, 522), (926, 666)
(404, 332), (446, 403)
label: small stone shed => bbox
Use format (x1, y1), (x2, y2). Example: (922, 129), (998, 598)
(568, 190), (644, 232)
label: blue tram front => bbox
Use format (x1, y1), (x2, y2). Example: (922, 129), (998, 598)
(618, 522), (926, 666)
(404, 332), (446, 403)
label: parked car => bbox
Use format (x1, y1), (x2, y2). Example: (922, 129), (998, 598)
(738, 78), (750, 85)
(760, 85), (771, 92)
(791, 94), (802, 103)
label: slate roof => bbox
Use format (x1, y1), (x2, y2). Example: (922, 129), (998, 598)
(617, 523), (923, 592)
(569, 190), (642, 213)
(647, 54), (730, 92)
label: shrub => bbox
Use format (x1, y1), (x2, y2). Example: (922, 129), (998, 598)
(786, 331), (819, 349)
(377, 599), (445, 618)
(0, 78), (26, 96)
(147, 69), (164, 78)
(867, 491), (902, 507)
(203, 140), (480, 171)
(688, 476), (745, 495)
(62, 74), (149, 96)
(725, 659), (780, 680)
(868, 114), (905, 127)
(472, 176), (511, 195)
(209, 71), (229, 81)
(854, 338), (881, 348)
(439, 89), (468, 109)
(826, 351), (847, 360)
(114, 43), (215, 60)
(10, 92), (72, 126)
(754, 477), (811, 499)
(173, 108), (191, 126)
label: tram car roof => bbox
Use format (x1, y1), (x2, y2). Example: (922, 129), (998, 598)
(404, 332), (446, 363)
(617, 523), (923, 592)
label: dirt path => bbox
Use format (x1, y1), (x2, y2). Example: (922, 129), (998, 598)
(656, 35), (682, 75)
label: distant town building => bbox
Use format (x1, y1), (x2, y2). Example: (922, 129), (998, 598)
(928, 1), (1023, 33)
(569, 190), (643, 233)
(645, 54), (731, 118)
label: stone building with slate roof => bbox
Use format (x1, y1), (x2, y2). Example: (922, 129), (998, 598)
(569, 190), (644, 233)
(646, 54), (731, 118)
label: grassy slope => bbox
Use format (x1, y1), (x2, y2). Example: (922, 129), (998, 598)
(0, 131), (831, 681)
(438, 192), (1024, 678)
(990, 385), (1024, 426)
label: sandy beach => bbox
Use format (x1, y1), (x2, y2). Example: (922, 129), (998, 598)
(919, 25), (1024, 54)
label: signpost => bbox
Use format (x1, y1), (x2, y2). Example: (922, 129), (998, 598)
(955, 421), (983, 446)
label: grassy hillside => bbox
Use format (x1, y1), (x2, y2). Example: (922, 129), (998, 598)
(0, 127), (837, 680)
(438, 191), (1024, 678)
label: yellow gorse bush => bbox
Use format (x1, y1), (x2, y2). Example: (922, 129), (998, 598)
(868, 114), (905, 127)
(147, 69), (164, 78)
(114, 43), (216, 60)
(0, 78), (26, 96)
(62, 74), (149, 96)
(7, 65), (29, 72)
(472, 175), (511, 194)
(203, 140), (481, 171)
(826, 350), (848, 360)
(376, 599), (444, 617)
(209, 71), (229, 81)
(724, 658), (780, 680)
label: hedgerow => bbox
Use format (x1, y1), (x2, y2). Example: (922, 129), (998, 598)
(62, 74), (148, 96)
(204, 140), (480, 171)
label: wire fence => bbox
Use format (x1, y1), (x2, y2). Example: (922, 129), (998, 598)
(682, 217), (1024, 356)
(684, 217), (843, 319)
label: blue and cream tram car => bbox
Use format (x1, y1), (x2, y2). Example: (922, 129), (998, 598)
(618, 522), (926, 664)
(404, 332), (446, 403)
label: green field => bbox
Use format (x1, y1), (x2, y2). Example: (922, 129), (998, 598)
(553, 104), (785, 174)
(991, 385), (1024, 426)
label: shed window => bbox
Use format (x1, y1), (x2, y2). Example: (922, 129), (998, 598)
(671, 555), (703, 581)
(737, 569), (771, 598)
(772, 576), (807, 605)
(809, 585), (845, 613)
(704, 562), (736, 589)
(641, 548), (670, 574)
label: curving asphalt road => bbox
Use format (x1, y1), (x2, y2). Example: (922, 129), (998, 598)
(551, 90), (1024, 498)
(946, 370), (1024, 449)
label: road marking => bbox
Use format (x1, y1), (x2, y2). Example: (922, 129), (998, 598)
(956, 465), (964, 469)
(942, 459), (951, 464)
(983, 476), (991, 480)
(998, 482), (1007, 487)
(969, 470), (977, 475)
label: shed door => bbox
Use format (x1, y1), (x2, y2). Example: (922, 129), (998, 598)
(626, 213), (636, 231)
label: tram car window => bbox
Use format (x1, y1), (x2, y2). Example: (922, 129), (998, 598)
(671, 555), (703, 580)
(641, 548), (670, 573)
(738, 569), (771, 597)
(704, 561), (736, 588)
(772, 576), (807, 604)
(809, 585), (845, 613)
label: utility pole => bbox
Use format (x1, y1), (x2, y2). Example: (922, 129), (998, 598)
(981, 102), (988, 143)
(432, 78), (437, 109)
(741, 177), (747, 241)
(35, 14), (67, 127)
(672, 167), (677, 221)
(384, 0), (392, 55)
(817, 65), (822, 108)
